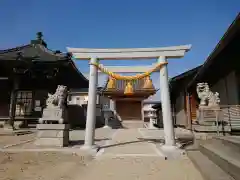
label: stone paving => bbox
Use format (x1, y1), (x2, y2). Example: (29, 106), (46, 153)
(138, 127), (193, 140)
(98, 129), (161, 157)
(139, 128), (194, 149)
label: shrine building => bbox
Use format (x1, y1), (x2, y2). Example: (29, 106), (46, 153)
(162, 13), (240, 132)
(102, 76), (157, 128)
(0, 32), (88, 128)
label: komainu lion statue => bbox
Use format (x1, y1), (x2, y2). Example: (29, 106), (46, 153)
(196, 82), (220, 107)
(46, 85), (68, 109)
(39, 85), (68, 124)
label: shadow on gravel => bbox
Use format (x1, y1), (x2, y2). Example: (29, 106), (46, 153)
(98, 135), (194, 150)
(101, 140), (146, 148)
(137, 136), (194, 149)
(0, 130), (34, 136)
(69, 138), (111, 146)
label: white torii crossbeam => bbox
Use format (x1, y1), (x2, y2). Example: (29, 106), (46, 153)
(97, 65), (159, 73)
(67, 45), (191, 60)
(67, 45), (191, 153)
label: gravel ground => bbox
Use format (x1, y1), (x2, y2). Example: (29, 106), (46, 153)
(0, 151), (93, 180)
(0, 133), (35, 148)
(0, 128), (114, 180)
(1, 128), (115, 149)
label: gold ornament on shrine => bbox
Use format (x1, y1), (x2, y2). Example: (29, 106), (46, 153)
(91, 61), (167, 96)
(107, 77), (116, 89)
(124, 81), (134, 95)
(143, 76), (154, 89)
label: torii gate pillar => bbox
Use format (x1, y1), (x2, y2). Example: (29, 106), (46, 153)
(158, 56), (175, 147)
(81, 57), (99, 152)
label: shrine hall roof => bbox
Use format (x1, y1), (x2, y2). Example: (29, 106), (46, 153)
(0, 32), (88, 88)
(0, 32), (71, 62)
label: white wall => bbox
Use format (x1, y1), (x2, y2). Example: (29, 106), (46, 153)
(68, 93), (102, 116)
(68, 93), (101, 105)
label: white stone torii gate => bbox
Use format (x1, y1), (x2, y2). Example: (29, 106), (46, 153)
(67, 45), (191, 152)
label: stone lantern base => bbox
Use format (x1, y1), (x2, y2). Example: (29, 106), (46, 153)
(148, 117), (158, 129)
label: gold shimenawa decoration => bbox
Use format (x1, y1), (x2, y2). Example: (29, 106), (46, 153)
(124, 82), (134, 95)
(90, 62), (167, 95)
(143, 76), (154, 89)
(107, 77), (115, 89)
(90, 62), (167, 81)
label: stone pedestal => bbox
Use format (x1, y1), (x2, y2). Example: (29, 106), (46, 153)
(103, 109), (112, 129)
(39, 107), (67, 124)
(35, 124), (69, 147)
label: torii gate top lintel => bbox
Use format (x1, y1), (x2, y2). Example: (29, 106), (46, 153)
(67, 44), (191, 60)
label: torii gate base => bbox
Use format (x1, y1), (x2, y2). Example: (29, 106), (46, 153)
(67, 45), (191, 155)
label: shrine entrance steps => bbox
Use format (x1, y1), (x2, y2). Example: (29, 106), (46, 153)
(121, 120), (144, 129)
(187, 136), (240, 180)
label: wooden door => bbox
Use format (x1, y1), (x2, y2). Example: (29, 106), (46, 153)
(116, 100), (141, 121)
(190, 95), (198, 121)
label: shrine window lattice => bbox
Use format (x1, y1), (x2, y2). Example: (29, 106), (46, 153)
(15, 91), (33, 117)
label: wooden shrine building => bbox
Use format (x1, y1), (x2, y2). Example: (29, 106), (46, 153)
(102, 76), (156, 127)
(165, 13), (240, 130)
(0, 32), (88, 128)
(169, 65), (202, 128)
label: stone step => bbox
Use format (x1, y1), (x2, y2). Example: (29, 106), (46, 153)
(198, 121), (217, 126)
(121, 121), (144, 129)
(193, 125), (231, 133)
(230, 120), (240, 130)
(198, 120), (229, 126)
(187, 150), (234, 180)
(199, 139), (240, 180)
(213, 136), (240, 153)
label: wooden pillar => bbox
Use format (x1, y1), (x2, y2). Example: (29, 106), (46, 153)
(190, 94), (198, 123)
(5, 78), (19, 130)
(186, 93), (192, 130)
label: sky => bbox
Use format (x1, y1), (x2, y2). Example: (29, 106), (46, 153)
(0, 0), (239, 100)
